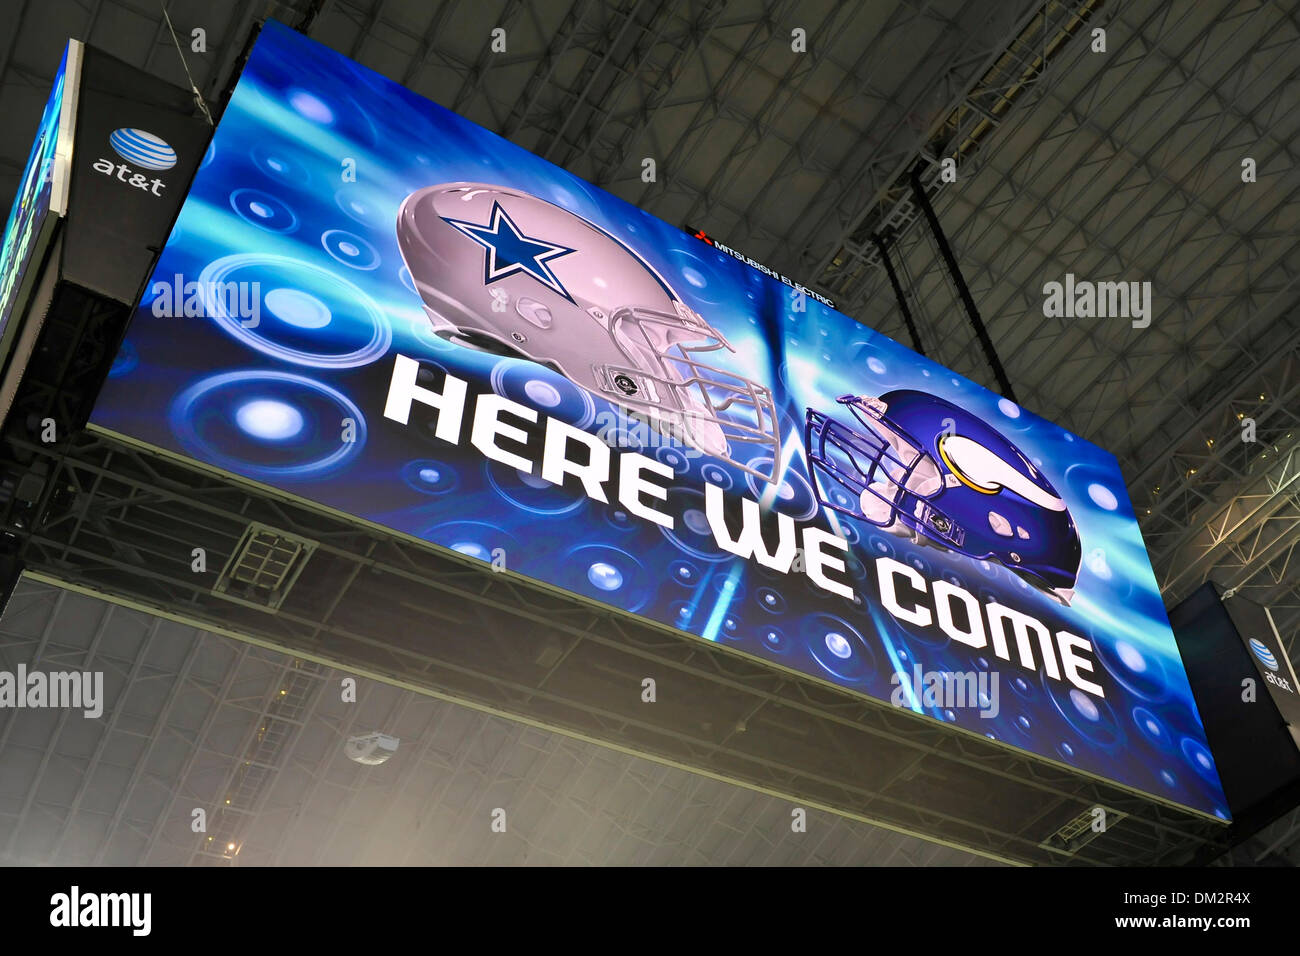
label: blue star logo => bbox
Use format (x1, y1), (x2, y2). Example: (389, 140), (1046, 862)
(441, 201), (577, 302)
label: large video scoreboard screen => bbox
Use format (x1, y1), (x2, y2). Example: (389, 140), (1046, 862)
(0, 43), (72, 355)
(90, 20), (1229, 817)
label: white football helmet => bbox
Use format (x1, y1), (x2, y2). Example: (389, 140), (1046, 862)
(396, 182), (781, 481)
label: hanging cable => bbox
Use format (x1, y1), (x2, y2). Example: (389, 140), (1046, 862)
(909, 165), (1017, 402)
(161, 2), (215, 127)
(871, 233), (926, 357)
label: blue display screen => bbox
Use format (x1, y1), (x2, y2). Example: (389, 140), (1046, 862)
(0, 44), (68, 344)
(91, 20), (1228, 817)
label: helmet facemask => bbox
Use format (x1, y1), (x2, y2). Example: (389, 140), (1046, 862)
(596, 301), (781, 482)
(807, 396), (961, 548)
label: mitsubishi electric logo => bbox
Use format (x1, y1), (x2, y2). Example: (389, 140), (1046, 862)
(1250, 637), (1279, 671)
(91, 127), (176, 196)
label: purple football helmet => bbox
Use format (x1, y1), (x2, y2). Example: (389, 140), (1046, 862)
(396, 182), (781, 481)
(806, 390), (1081, 605)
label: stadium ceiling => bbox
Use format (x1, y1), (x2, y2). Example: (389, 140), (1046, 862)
(0, 0), (1296, 865)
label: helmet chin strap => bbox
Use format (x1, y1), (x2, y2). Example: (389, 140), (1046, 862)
(1049, 587), (1075, 607)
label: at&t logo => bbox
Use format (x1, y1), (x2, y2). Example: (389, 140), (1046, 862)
(91, 128), (176, 196)
(1251, 638), (1294, 693)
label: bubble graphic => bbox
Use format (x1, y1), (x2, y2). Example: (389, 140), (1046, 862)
(683, 509), (710, 536)
(587, 562), (624, 591)
(230, 189), (298, 233)
(602, 505), (638, 533)
(1087, 483), (1119, 511)
(700, 463), (732, 490)
(289, 89), (334, 123)
(1044, 678), (1125, 752)
(251, 143), (310, 185)
(1087, 548), (1112, 579)
(265, 288), (331, 329)
(484, 459), (585, 516)
(1133, 707), (1169, 747)
(170, 371), (365, 478)
(489, 360), (595, 430)
(561, 545), (650, 611)
(670, 561), (698, 585)
(760, 627), (789, 653)
(321, 229), (380, 270)
(803, 614), (875, 681)
(1095, 633), (1168, 701)
(825, 632), (852, 659)
(428, 521), (520, 569)
(743, 456), (819, 520)
(236, 399), (304, 440)
(1116, 641), (1147, 673)
(401, 459), (457, 495)
(197, 253), (390, 367)
(1070, 689), (1100, 722)
(1180, 737), (1219, 782)
(451, 542), (491, 561)
(659, 489), (732, 560)
(524, 380), (562, 408)
(998, 398), (1021, 419)
(654, 445), (692, 476)
(756, 587), (786, 614)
